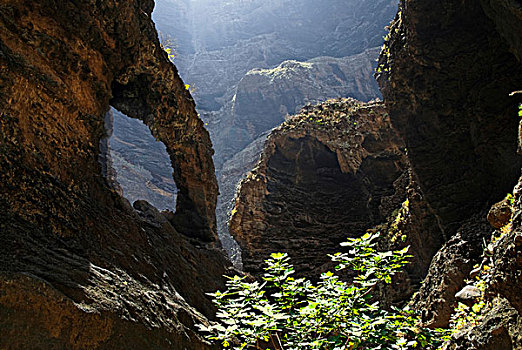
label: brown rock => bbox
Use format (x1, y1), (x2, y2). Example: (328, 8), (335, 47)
(487, 199), (513, 229)
(377, 0), (522, 237)
(377, 0), (522, 337)
(489, 178), (522, 316)
(455, 285), (482, 306)
(0, 0), (228, 348)
(229, 99), (410, 276)
(443, 298), (522, 350)
(410, 214), (492, 328)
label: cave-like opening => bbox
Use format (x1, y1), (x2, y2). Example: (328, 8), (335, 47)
(105, 107), (177, 212)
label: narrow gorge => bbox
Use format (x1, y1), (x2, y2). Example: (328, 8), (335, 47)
(1, 0), (522, 349)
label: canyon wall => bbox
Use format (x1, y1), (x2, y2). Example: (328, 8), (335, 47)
(376, 0), (522, 346)
(154, 0), (397, 113)
(0, 0), (229, 348)
(142, 0), (396, 257)
(378, 1), (522, 334)
(229, 0), (522, 346)
(229, 99), (407, 275)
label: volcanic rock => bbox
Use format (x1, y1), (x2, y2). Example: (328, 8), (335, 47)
(0, 0), (228, 348)
(378, 0), (522, 342)
(229, 99), (410, 276)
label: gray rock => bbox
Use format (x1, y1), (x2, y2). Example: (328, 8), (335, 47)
(455, 285), (482, 306)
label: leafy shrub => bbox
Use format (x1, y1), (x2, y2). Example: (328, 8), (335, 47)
(199, 233), (448, 349)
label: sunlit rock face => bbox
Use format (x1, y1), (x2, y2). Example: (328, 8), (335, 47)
(226, 48), (383, 159)
(0, 0), (228, 348)
(153, 0), (396, 165)
(229, 99), (411, 276)
(154, 0), (397, 113)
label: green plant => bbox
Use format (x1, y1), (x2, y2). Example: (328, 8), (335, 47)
(505, 193), (515, 207)
(450, 276), (488, 332)
(387, 199), (409, 244)
(199, 233), (449, 349)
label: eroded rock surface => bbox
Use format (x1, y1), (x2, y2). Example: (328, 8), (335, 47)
(0, 0), (227, 348)
(377, 0), (522, 236)
(149, 0), (397, 259)
(154, 0), (397, 113)
(229, 99), (411, 276)
(377, 0), (522, 343)
(226, 49), (382, 156)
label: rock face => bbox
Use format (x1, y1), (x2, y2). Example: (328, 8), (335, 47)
(377, 0), (522, 237)
(217, 132), (270, 267)
(0, 0), (228, 348)
(221, 49), (382, 159)
(148, 0), (397, 257)
(227, 0), (522, 345)
(491, 178), (522, 317)
(376, 0), (522, 345)
(410, 214), (493, 328)
(229, 99), (411, 275)
(444, 298), (522, 350)
(154, 0), (397, 113)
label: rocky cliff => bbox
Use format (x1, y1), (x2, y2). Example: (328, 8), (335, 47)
(227, 0), (522, 347)
(154, 0), (397, 112)
(104, 0), (395, 261)
(0, 0), (229, 348)
(97, 1), (396, 260)
(212, 48), (383, 166)
(376, 0), (522, 346)
(229, 99), (410, 275)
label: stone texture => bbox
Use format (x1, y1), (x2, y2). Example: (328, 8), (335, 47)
(455, 285), (482, 306)
(229, 99), (412, 276)
(487, 198), (513, 229)
(154, 0), (397, 112)
(490, 178), (522, 316)
(377, 0), (522, 334)
(377, 0), (522, 237)
(0, 0), (228, 348)
(481, 0), (522, 63)
(443, 298), (522, 350)
(409, 214), (493, 328)
(0, 0), (218, 242)
(217, 132), (270, 267)
(227, 49), (382, 156)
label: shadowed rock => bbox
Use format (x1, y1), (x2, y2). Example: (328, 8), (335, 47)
(0, 0), (228, 348)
